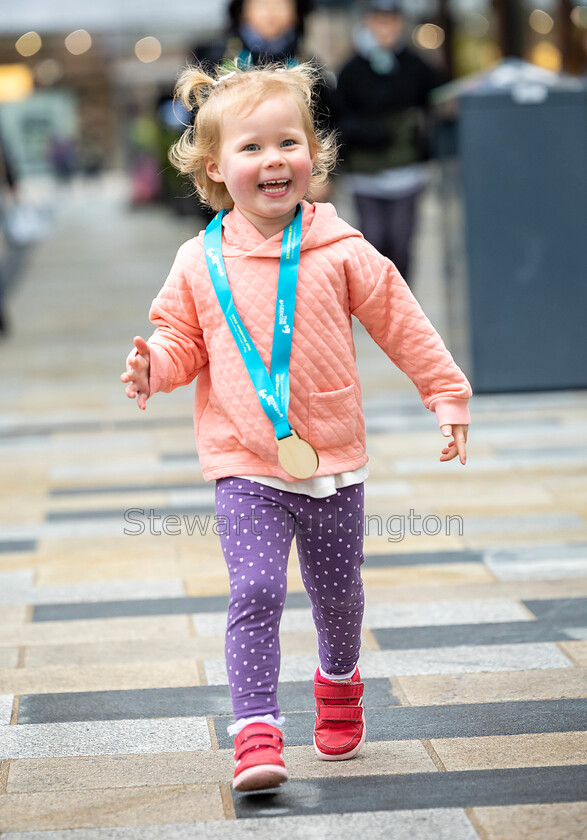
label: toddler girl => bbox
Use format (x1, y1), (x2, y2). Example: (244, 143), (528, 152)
(121, 62), (471, 793)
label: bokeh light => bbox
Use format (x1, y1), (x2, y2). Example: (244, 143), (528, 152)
(34, 59), (64, 86)
(529, 10), (554, 35)
(463, 13), (490, 37)
(15, 31), (42, 58)
(134, 37), (162, 63)
(413, 24), (445, 50)
(530, 40), (562, 71)
(570, 5), (587, 28)
(65, 29), (92, 56)
(0, 64), (34, 102)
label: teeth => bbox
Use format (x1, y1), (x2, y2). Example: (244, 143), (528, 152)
(259, 179), (289, 193)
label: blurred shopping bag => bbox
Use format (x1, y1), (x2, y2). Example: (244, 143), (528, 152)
(3, 202), (52, 246)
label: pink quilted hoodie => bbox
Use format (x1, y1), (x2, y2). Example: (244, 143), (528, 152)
(147, 200), (471, 482)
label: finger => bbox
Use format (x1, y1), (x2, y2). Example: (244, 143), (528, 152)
(456, 437), (467, 465)
(134, 336), (150, 357)
(441, 424), (452, 437)
(440, 446), (458, 462)
(137, 391), (147, 410)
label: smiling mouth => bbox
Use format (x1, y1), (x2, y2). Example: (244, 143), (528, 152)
(258, 179), (290, 194)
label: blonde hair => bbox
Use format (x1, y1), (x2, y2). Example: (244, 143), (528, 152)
(169, 62), (338, 211)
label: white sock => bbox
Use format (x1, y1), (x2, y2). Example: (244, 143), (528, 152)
(227, 713), (285, 737)
(319, 665), (358, 682)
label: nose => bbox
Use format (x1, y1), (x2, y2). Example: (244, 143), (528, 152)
(263, 146), (286, 168)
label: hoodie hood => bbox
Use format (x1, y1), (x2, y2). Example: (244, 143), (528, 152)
(218, 200), (360, 259)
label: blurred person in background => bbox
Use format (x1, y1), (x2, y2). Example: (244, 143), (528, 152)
(0, 132), (16, 335)
(335, 0), (447, 284)
(196, 0), (316, 70)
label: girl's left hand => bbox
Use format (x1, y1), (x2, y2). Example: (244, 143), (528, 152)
(439, 424), (468, 465)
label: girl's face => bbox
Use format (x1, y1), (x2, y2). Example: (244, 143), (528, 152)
(206, 93), (314, 239)
(242, 0), (298, 41)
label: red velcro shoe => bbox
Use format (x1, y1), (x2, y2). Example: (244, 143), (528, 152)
(233, 722), (288, 792)
(313, 667), (366, 760)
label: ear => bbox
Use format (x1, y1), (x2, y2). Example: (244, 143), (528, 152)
(205, 156), (224, 183)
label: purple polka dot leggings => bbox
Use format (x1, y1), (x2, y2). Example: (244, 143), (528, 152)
(215, 477), (365, 721)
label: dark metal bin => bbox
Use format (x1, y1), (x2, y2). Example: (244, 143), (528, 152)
(434, 60), (587, 393)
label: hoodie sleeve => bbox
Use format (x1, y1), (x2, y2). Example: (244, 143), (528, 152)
(346, 239), (471, 426)
(146, 242), (208, 394)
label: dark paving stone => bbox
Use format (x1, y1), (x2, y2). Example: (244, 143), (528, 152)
(161, 453), (198, 462)
(214, 697), (586, 749)
(0, 417), (192, 439)
(363, 550), (484, 567)
(524, 598), (587, 625)
(0, 539), (37, 553)
(18, 685), (233, 724)
(46, 505), (214, 521)
(372, 620), (575, 650)
(17, 678), (399, 724)
(50, 482), (203, 496)
(232, 766), (587, 818)
(31, 591), (310, 622)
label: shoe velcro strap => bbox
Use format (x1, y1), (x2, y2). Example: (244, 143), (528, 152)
(234, 724), (283, 759)
(314, 683), (363, 700)
(235, 733), (283, 761)
(317, 704), (364, 722)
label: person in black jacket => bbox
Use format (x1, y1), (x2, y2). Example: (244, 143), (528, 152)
(196, 0), (315, 69)
(335, 0), (447, 282)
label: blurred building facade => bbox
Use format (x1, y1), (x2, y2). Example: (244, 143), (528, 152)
(0, 1), (585, 180)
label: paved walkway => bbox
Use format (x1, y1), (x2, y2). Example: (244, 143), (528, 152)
(0, 176), (586, 839)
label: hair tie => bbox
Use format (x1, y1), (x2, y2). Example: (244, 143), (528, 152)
(214, 71), (236, 86)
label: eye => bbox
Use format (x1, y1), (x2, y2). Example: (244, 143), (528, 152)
(281, 139), (295, 148)
(243, 143), (259, 152)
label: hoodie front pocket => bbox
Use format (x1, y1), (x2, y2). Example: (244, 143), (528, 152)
(308, 384), (359, 450)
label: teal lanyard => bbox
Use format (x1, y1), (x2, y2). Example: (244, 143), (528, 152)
(203, 205), (303, 441)
(236, 49), (298, 69)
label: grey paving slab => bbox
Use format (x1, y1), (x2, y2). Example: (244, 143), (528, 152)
(458, 513), (587, 537)
(32, 591), (310, 622)
(0, 694), (13, 725)
(523, 598), (587, 624)
(46, 504), (215, 521)
(2, 579), (184, 607)
(0, 539), (37, 553)
(372, 621), (576, 651)
(496, 445), (587, 459)
(17, 678), (397, 725)
(0, 715), (211, 759)
(362, 550), (485, 567)
(565, 627), (587, 640)
(195, 599), (531, 637)
(0, 808), (480, 840)
(214, 697), (587, 749)
(49, 481), (207, 496)
(204, 643), (573, 684)
(232, 766), (587, 818)
(362, 479), (412, 498)
(488, 544), (587, 562)
(363, 599), (531, 628)
(0, 415), (191, 439)
(50, 459), (200, 481)
(394, 454), (587, 474)
(0, 570), (35, 598)
(485, 555), (587, 582)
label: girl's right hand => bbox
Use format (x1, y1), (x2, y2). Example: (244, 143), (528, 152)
(120, 336), (151, 410)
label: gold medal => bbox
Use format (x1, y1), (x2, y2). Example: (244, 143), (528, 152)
(276, 430), (319, 480)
